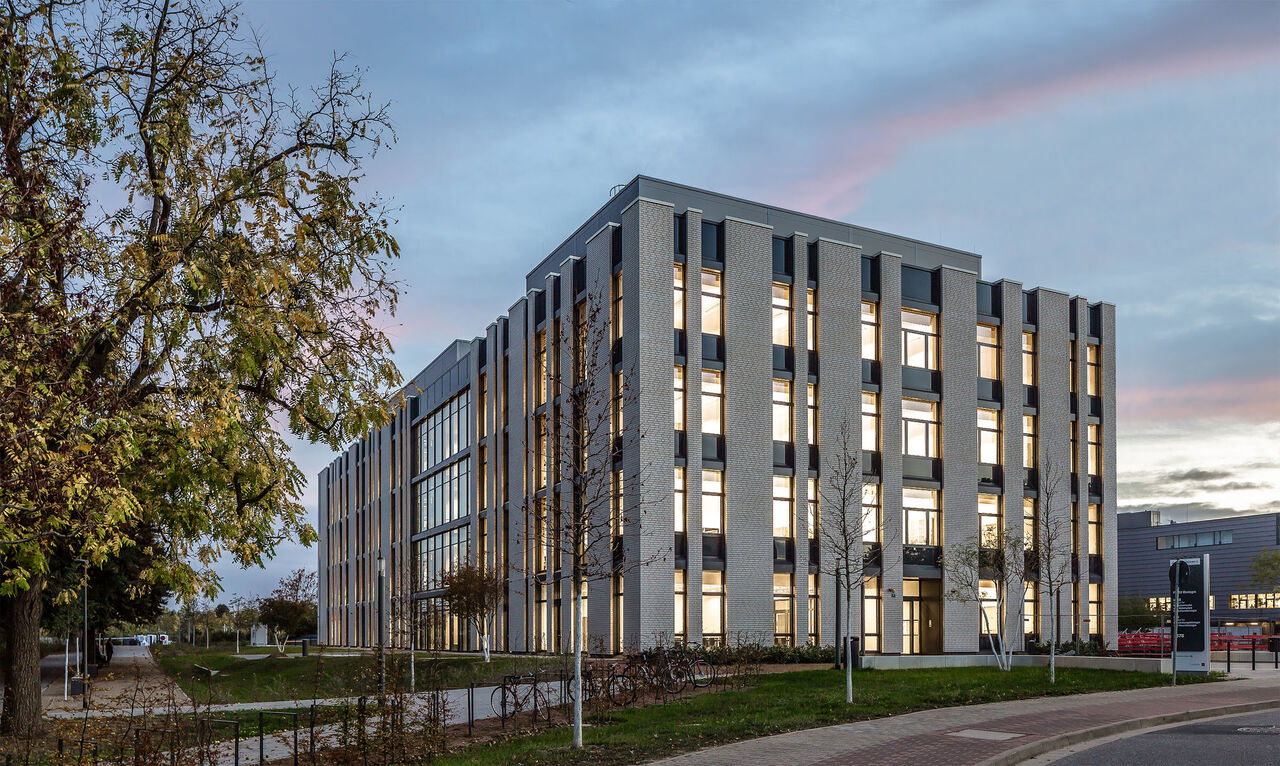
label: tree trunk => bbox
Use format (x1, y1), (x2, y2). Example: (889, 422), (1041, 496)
(571, 579), (584, 749)
(1, 575), (45, 737)
(844, 583), (853, 704)
(1049, 590), (1057, 684)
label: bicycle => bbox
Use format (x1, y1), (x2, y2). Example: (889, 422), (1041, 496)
(491, 672), (550, 720)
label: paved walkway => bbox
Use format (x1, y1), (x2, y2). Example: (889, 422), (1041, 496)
(651, 677), (1280, 766)
(43, 645), (191, 715)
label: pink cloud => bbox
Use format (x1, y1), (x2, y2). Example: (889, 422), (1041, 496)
(1120, 376), (1280, 422)
(780, 30), (1280, 218)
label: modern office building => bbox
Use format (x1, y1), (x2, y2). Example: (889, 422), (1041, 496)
(317, 176), (1117, 655)
(1118, 510), (1279, 635)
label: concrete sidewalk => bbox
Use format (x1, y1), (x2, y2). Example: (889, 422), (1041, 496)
(651, 677), (1280, 766)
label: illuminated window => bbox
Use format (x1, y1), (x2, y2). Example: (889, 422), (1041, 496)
(1087, 344), (1100, 396)
(808, 573), (820, 645)
(701, 369), (723, 435)
(807, 289), (818, 352)
(807, 383), (818, 445)
(772, 283), (791, 346)
(978, 324), (1000, 379)
(977, 408), (1000, 464)
(902, 310), (939, 369)
(702, 469), (724, 533)
(1088, 583), (1103, 638)
(980, 580), (1001, 634)
(863, 578), (882, 653)
(862, 485), (881, 543)
(773, 573), (795, 646)
(979, 494), (1001, 543)
(612, 272), (624, 342)
(674, 570), (686, 642)
(703, 570), (725, 646)
(1024, 582), (1039, 636)
(1088, 423), (1101, 475)
(773, 476), (793, 537)
(903, 487), (940, 546)
(861, 301), (878, 360)
(1023, 415), (1037, 469)
(1023, 497), (1037, 549)
(772, 379), (792, 442)
(1087, 503), (1101, 556)
(701, 270), (722, 335)
(1022, 332), (1036, 386)
(673, 264), (685, 330)
(862, 392), (879, 451)
(807, 477), (818, 539)
(534, 330), (548, 406)
(902, 398), (939, 458)
(673, 366), (686, 431)
(674, 467), (686, 534)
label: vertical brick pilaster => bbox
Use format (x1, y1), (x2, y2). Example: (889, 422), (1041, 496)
(583, 224), (616, 654)
(816, 237), (862, 648)
(505, 298), (529, 652)
(996, 281), (1025, 650)
(1035, 289), (1073, 644)
(791, 232), (810, 645)
(1071, 298), (1091, 641)
(941, 266), (979, 653)
(879, 252), (905, 654)
(1100, 303), (1118, 648)
(684, 208), (705, 644)
(723, 216), (775, 645)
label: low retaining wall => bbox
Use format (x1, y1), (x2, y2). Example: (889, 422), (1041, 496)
(861, 654), (1169, 673)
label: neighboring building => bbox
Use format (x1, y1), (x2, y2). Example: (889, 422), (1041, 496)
(1118, 510), (1279, 635)
(317, 175), (1117, 655)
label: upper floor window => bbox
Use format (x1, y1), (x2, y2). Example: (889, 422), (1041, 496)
(1022, 331), (1036, 386)
(534, 330), (548, 406)
(807, 289), (818, 352)
(702, 369), (723, 435)
(1023, 414), (1037, 469)
(673, 264), (685, 331)
(807, 477), (818, 539)
(1087, 344), (1101, 396)
(674, 467), (686, 533)
(702, 469), (724, 533)
(862, 392), (879, 451)
(772, 283), (792, 346)
(902, 310), (938, 370)
(612, 271), (624, 342)
(979, 494), (1001, 542)
(773, 476), (793, 537)
(977, 408), (1000, 464)
(861, 301), (878, 361)
(1087, 423), (1101, 475)
(673, 365), (686, 431)
(902, 398), (939, 458)
(701, 269), (723, 335)
(772, 379), (793, 442)
(978, 324), (1000, 379)
(1023, 497), (1037, 549)
(1087, 502), (1101, 556)
(862, 485), (881, 542)
(807, 383), (818, 445)
(903, 487), (940, 546)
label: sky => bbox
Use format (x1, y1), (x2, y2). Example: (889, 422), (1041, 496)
(213, 0), (1280, 598)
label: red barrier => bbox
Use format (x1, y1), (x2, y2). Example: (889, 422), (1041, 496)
(1117, 632), (1271, 656)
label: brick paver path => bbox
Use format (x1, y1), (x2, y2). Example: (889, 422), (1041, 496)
(651, 678), (1280, 766)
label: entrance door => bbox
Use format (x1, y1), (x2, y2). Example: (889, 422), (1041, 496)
(903, 578), (943, 654)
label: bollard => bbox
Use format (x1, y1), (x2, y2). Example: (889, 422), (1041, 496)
(468, 682), (474, 736)
(1252, 639), (1256, 670)
(1227, 643), (1231, 673)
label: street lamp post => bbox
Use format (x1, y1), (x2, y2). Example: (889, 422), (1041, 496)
(377, 554), (386, 697)
(74, 558), (89, 710)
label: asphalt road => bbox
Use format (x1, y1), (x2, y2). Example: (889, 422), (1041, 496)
(1051, 709), (1280, 765)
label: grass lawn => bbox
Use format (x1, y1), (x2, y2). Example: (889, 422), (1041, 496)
(437, 666), (1215, 766)
(153, 646), (569, 704)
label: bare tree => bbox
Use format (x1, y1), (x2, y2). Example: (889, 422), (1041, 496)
(439, 562), (505, 662)
(944, 526), (1027, 671)
(523, 290), (656, 748)
(816, 419), (879, 704)
(1029, 455), (1074, 684)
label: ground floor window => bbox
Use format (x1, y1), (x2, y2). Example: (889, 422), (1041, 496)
(979, 579), (1001, 636)
(613, 575), (625, 654)
(417, 597), (467, 651)
(807, 574), (819, 645)
(674, 570), (687, 644)
(1088, 583), (1103, 640)
(703, 570), (725, 648)
(1024, 581), (1039, 640)
(863, 578), (881, 653)
(773, 573), (794, 646)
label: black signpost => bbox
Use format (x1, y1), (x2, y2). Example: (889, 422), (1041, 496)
(1169, 556), (1210, 685)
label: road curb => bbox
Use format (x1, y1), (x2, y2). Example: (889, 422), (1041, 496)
(977, 698), (1280, 766)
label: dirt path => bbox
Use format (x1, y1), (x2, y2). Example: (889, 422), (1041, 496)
(44, 645), (191, 715)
